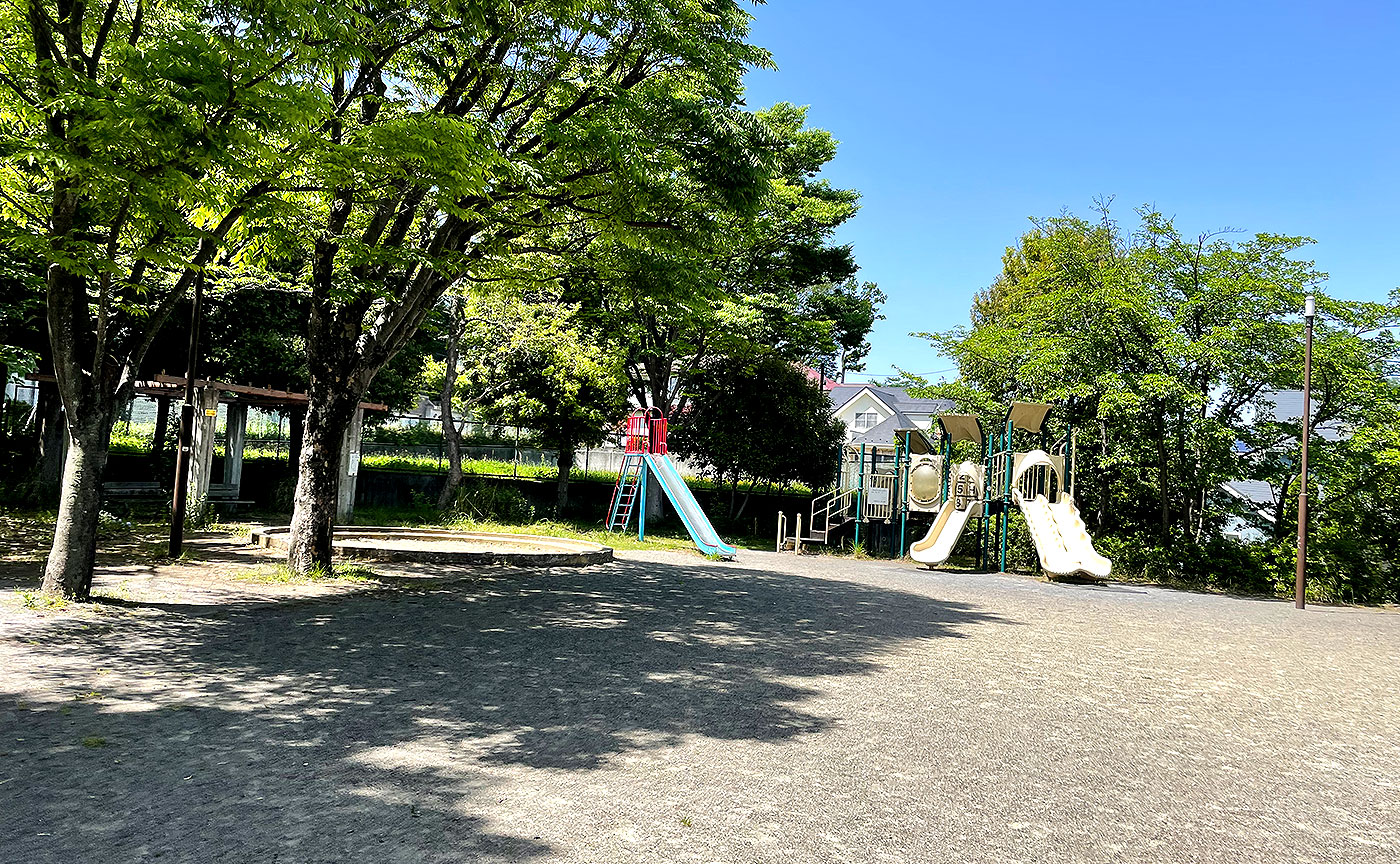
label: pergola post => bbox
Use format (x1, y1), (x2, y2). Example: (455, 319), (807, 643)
(186, 388), (220, 519)
(287, 407), (304, 468)
(336, 406), (364, 524)
(37, 384), (65, 491)
(223, 402), (247, 497)
(150, 395), (170, 471)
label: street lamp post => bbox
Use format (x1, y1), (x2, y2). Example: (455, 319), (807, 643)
(1295, 294), (1315, 610)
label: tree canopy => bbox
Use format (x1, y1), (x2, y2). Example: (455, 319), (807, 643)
(456, 294), (629, 515)
(670, 353), (844, 509)
(556, 102), (866, 416)
(904, 204), (1400, 602)
(2, 0), (342, 595)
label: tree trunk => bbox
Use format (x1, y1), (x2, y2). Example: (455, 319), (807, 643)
(644, 355), (674, 418)
(735, 489), (752, 521)
(41, 411), (113, 599)
(437, 301), (464, 511)
(438, 412), (463, 511)
(286, 392), (358, 576)
(555, 445), (574, 517)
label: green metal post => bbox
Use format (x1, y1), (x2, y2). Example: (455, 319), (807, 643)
(999, 420), (1011, 572)
(940, 432), (950, 506)
(637, 463), (647, 542)
(898, 434), (909, 558)
(979, 428), (989, 571)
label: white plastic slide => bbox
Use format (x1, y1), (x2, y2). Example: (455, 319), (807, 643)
(1011, 450), (1112, 579)
(910, 461), (981, 566)
(910, 500), (978, 566)
(643, 454), (737, 559)
(1048, 497), (1112, 577)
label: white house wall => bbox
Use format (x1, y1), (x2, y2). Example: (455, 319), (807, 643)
(834, 390), (894, 440)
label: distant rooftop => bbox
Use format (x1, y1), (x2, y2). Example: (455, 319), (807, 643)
(1254, 390), (1346, 441)
(828, 384), (955, 415)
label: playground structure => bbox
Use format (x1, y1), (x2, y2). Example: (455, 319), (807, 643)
(784, 402), (1110, 579)
(606, 409), (737, 559)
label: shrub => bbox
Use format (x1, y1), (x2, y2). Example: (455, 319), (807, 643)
(447, 478), (535, 523)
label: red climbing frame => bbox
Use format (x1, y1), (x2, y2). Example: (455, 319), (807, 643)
(623, 408), (667, 455)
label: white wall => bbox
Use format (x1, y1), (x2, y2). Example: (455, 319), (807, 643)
(833, 389), (893, 440)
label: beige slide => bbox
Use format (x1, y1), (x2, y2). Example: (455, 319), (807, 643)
(1011, 450), (1112, 579)
(910, 461), (982, 566)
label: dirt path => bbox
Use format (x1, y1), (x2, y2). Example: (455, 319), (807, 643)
(2, 544), (1397, 863)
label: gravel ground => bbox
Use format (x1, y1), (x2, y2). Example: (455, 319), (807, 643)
(1, 541), (1397, 863)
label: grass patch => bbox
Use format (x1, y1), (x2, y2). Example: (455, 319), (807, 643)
(235, 561), (379, 584)
(315, 452), (813, 496)
(445, 516), (705, 553)
(354, 506), (726, 552)
(347, 505), (777, 554)
(18, 590), (69, 610)
(80, 736), (108, 748)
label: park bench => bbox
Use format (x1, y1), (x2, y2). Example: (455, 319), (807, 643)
(101, 481), (167, 502)
(207, 483), (255, 510)
(100, 481), (254, 510)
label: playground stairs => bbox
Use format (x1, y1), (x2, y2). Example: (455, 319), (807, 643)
(607, 453), (645, 531)
(804, 487), (857, 545)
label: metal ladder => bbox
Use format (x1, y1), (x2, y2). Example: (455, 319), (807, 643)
(607, 453), (645, 531)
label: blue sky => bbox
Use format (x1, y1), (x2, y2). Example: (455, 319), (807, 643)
(740, 1), (1400, 381)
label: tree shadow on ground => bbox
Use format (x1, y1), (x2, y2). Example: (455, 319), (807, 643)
(0, 556), (1008, 863)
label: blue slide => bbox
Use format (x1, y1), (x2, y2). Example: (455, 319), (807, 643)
(642, 454), (738, 559)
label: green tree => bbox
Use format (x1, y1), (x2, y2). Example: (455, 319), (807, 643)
(263, 1), (772, 574)
(670, 353), (844, 515)
(807, 279), (886, 381)
(0, 251), (43, 376)
(909, 204), (1400, 600)
(458, 296), (628, 516)
(560, 102), (863, 417)
(1, 0), (334, 597)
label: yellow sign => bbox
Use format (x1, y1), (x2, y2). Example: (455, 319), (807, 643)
(204, 409), (217, 417)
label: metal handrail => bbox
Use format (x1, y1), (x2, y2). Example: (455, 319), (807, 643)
(809, 487), (856, 537)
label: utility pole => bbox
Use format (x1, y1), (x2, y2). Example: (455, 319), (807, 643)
(169, 276), (203, 556)
(1295, 293), (1315, 609)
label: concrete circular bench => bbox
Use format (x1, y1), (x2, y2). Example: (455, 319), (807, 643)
(250, 526), (613, 567)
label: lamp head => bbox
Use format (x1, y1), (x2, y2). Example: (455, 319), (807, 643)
(1304, 294), (1316, 321)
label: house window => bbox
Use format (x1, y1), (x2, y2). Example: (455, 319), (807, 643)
(854, 410), (880, 432)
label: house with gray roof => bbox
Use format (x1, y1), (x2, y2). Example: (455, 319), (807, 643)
(826, 384), (956, 445)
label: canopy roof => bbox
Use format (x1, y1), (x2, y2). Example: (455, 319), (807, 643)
(900, 427), (936, 455)
(937, 414), (983, 446)
(1006, 402), (1052, 434)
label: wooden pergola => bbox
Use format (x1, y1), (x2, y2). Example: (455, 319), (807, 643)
(29, 373), (385, 521)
